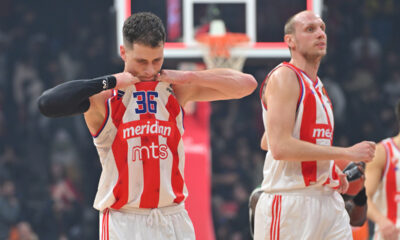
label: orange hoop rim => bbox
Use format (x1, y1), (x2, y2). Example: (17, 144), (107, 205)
(196, 33), (250, 58)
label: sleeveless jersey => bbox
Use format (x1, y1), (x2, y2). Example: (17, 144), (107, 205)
(259, 62), (339, 192)
(92, 81), (187, 211)
(372, 138), (400, 232)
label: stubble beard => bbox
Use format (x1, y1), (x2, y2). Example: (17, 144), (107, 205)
(304, 48), (326, 64)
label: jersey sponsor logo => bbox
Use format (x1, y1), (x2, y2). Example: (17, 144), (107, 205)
(120, 119), (173, 140)
(312, 126), (332, 139)
(131, 142), (169, 161)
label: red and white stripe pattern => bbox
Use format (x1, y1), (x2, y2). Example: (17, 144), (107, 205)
(101, 209), (110, 240)
(92, 81), (187, 211)
(372, 138), (400, 234)
(269, 195), (282, 240)
(260, 62), (339, 192)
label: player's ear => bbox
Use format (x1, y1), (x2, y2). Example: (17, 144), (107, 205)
(284, 34), (295, 49)
(120, 45), (126, 61)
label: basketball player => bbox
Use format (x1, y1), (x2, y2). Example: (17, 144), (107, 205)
(38, 12), (257, 240)
(365, 101), (400, 240)
(248, 136), (368, 238)
(254, 10), (375, 240)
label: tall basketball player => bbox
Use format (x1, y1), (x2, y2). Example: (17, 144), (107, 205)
(38, 12), (257, 240)
(365, 100), (400, 240)
(255, 10), (375, 240)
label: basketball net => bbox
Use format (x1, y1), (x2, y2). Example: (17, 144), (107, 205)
(196, 20), (249, 71)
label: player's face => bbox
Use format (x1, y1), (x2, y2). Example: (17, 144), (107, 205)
(122, 43), (164, 82)
(292, 12), (327, 59)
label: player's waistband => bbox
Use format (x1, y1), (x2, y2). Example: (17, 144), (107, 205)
(263, 185), (335, 196)
(107, 203), (185, 215)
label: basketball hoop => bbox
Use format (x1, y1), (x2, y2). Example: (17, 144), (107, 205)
(196, 20), (249, 71)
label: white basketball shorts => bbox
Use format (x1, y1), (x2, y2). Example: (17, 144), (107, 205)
(254, 188), (352, 240)
(99, 204), (195, 240)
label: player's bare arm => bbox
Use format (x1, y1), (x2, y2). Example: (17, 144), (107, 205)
(366, 143), (399, 239)
(157, 68), (257, 107)
(335, 165), (349, 194)
(265, 66), (375, 162)
(38, 71), (140, 134)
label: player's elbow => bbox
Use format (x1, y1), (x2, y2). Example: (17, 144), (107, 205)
(260, 142), (268, 151)
(243, 74), (258, 96)
(269, 144), (286, 160)
(38, 90), (89, 118)
(235, 74), (258, 98)
(38, 91), (55, 117)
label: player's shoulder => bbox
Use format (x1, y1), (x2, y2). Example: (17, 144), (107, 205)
(268, 65), (298, 84)
(266, 65), (300, 92)
(372, 141), (388, 167)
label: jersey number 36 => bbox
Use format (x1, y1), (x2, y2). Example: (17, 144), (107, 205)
(133, 91), (158, 114)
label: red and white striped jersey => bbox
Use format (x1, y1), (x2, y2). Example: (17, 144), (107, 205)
(372, 138), (400, 230)
(91, 81), (187, 211)
(259, 62), (339, 192)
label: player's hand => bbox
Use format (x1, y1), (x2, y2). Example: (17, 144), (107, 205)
(113, 72), (140, 89)
(157, 70), (190, 85)
(377, 218), (399, 240)
(336, 170), (349, 194)
(346, 141), (375, 163)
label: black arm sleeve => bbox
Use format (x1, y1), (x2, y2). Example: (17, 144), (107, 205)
(37, 75), (116, 118)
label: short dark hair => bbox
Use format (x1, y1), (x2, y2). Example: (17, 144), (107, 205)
(284, 15), (296, 35)
(123, 12), (166, 48)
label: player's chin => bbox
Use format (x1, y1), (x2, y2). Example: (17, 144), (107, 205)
(318, 49), (327, 56)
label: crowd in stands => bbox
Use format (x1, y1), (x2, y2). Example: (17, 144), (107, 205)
(0, 0), (398, 239)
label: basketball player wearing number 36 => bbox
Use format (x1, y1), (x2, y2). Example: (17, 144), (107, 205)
(37, 12), (257, 240)
(255, 10), (375, 240)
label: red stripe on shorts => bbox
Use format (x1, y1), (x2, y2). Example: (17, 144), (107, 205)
(276, 195), (282, 240)
(101, 209), (109, 240)
(270, 195), (277, 240)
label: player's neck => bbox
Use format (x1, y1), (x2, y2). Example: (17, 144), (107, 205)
(289, 57), (320, 82)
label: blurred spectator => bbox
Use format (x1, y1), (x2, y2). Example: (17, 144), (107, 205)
(37, 198), (82, 240)
(0, 180), (20, 239)
(9, 221), (39, 240)
(350, 25), (382, 73)
(49, 162), (82, 206)
(322, 64), (347, 124)
(383, 70), (400, 105)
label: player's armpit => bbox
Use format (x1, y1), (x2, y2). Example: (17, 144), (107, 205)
(84, 91), (112, 135)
